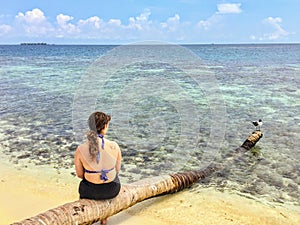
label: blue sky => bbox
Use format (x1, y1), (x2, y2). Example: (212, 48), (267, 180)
(0, 0), (299, 44)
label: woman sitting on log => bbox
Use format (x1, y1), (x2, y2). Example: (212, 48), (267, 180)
(74, 111), (122, 224)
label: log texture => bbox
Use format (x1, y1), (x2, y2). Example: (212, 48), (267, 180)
(12, 131), (262, 225)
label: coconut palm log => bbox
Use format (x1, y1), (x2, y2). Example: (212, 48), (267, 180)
(12, 130), (262, 225)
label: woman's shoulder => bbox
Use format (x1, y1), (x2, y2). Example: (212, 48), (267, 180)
(76, 142), (89, 153)
(79, 141), (89, 148)
(107, 139), (120, 151)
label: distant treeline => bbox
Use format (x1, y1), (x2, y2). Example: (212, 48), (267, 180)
(20, 42), (47, 45)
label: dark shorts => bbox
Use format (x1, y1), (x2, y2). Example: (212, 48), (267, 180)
(79, 175), (121, 200)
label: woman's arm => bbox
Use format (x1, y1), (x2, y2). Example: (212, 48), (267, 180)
(74, 147), (84, 179)
(115, 143), (122, 173)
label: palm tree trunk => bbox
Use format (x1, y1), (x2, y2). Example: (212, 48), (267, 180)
(12, 131), (262, 225)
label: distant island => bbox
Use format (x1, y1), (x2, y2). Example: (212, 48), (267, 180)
(20, 42), (48, 45)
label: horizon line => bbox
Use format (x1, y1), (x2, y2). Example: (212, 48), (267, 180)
(1, 42), (300, 46)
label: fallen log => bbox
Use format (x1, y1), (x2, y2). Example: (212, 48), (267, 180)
(12, 130), (262, 225)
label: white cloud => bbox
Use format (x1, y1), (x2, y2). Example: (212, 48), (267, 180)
(197, 15), (217, 30)
(160, 14), (180, 31)
(57, 14), (73, 26)
(128, 9), (152, 30)
(56, 14), (78, 34)
(264, 17), (289, 39)
(78, 16), (102, 29)
(217, 3), (242, 14)
(251, 17), (289, 41)
(0, 5), (269, 43)
(9, 7), (241, 42)
(197, 3), (242, 30)
(16, 8), (46, 24)
(15, 8), (53, 36)
(108, 19), (122, 26)
(135, 9), (151, 23)
(167, 14), (180, 23)
(0, 24), (12, 35)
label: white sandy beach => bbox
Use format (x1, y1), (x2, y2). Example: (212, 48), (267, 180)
(1, 159), (299, 225)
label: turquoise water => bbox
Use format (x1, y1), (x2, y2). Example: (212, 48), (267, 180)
(0, 44), (299, 206)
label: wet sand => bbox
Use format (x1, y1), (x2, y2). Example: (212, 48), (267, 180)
(109, 189), (300, 225)
(1, 161), (299, 225)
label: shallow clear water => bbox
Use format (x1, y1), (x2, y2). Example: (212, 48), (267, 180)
(0, 44), (299, 206)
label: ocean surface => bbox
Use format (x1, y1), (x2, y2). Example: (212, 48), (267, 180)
(0, 43), (299, 207)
